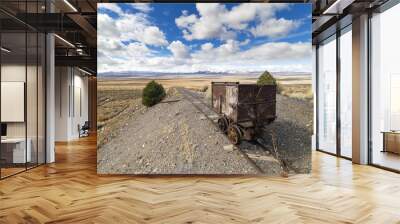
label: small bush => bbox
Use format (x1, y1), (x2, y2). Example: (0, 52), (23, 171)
(205, 84), (212, 100)
(257, 70), (276, 85)
(142, 80), (166, 107)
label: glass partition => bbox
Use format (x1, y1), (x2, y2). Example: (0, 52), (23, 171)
(0, 1), (46, 179)
(370, 3), (400, 171)
(1, 31), (28, 177)
(317, 35), (337, 154)
(339, 26), (352, 158)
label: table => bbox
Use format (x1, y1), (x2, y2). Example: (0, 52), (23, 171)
(1, 138), (31, 163)
(382, 131), (400, 154)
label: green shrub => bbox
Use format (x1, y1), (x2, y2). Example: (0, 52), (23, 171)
(257, 70), (276, 85)
(142, 80), (166, 107)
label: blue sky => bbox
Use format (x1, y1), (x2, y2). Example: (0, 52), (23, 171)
(98, 3), (312, 74)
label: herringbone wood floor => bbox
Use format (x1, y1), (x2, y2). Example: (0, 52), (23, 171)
(1, 135), (400, 223)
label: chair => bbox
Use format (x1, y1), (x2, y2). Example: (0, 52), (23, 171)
(79, 121), (90, 138)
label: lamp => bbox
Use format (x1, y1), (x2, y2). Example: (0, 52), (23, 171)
(63, 0), (78, 12)
(1, 47), (11, 53)
(54, 34), (75, 48)
(78, 67), (93, 76)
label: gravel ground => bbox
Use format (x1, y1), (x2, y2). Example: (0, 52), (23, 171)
(199, 88), (312, 174)
(180, 88), (283, 176)
(97, 90), (283, 175)
(260, 95), (313, 173)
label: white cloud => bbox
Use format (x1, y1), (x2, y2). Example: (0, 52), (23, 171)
(97, 13), (119, 40)
(201, 42), (213, 51)
(98, 3), (168, 46)
(221, 3), (285, 29)
(142, 26), (168, 46)
(239, 42), (310, 60)
(175, 14), (197, 28)
(239, 39), (250, 46)
(127, 3), (152, 13)
(175, 4), (231, 41)
(175, 3), (297, 41)
(192, 41), (310, 63)
(98, 3), (153, 14)
(98, 3), (123, 14)
(217, 39), (240, 56)
(168, 41), (189, 58)
(98, 3), (169, 73)
(186, 41), (311, 73)
(250, 18), (301, 38)
(99, 40), (311, 74)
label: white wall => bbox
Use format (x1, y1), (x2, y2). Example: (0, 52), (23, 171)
(55, 66), (69, 141)
(1, 64), (27, 138)
(55, 67), (89, 141)
(1, 64), (26, 81)
(73, 73), (88, 137)
(1, 82), (25, 122)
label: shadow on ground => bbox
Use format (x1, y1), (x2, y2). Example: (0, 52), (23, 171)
(260, 120), (312, 173)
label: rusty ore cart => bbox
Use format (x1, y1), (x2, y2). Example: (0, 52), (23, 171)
(211, 82), (276, 144)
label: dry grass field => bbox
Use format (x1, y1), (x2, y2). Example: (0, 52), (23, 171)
(277, 83), (313, 101)
(98, 76), (258, 91)
(98, 75), (312, 99)
(97, 89), (143, 147)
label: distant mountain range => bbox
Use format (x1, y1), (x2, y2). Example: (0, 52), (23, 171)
(98, 71), (311, 78)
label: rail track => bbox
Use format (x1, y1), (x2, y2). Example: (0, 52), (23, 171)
(177, 87), (289, 175)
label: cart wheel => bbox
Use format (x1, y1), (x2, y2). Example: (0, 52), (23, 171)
(217, 116), (228, 133)
(228, 124), (241, 145)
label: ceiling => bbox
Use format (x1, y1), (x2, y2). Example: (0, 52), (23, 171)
(311, 0), (389, 43)
(0, 0), (97, 75)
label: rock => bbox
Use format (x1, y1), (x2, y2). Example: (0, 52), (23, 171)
(223, 144), (234, 152)
(280, 170), (289, 178)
